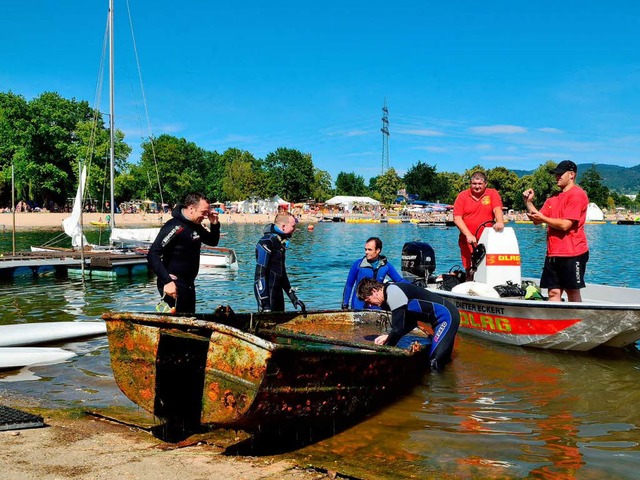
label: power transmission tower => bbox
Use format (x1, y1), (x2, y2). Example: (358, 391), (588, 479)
(381, 99), (390, 174)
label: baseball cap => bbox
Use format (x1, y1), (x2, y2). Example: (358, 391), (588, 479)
(552, 160), (577, 175)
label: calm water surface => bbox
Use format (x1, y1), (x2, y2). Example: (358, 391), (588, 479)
(1, 222), (640, 479)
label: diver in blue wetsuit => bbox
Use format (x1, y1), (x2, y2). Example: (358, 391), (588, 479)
(342, 237), (407, 310)
(356, 278), (460, 371)
(254, 212), (306, 312)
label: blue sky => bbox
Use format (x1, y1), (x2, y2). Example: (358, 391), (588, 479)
(2, 1), (640, 183)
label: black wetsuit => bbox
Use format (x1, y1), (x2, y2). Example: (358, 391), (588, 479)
(147, 204), (220, 313)
(254, 224), (293, 312)
(382, 282), (460, 371)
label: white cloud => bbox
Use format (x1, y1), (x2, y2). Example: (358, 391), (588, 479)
(538, 127), (564, 134)
(475, 144), (493, 151)
(469, 125), (527, 135)
(397, 128), (445, 137)
(414, 146), (448, 152)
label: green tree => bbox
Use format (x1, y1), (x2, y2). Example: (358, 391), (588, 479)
(217, 148), (259, 201)
(222, 155), (260, 201)
(26, 92), (98, 207)
(201, 150), (224, 202)
(518, 161), (558, 209)
(375, 167), (404, 204)
(0, 91), (130, 210)
(403, 161), (449, 202)
(261, 148), (314, 202)
(0, 92), (31, 205)
(136, 134), (209, 205)
(335, 171), (368, 196)
(437, 171), (462, 204)
(579, 164), (609, 207)
(74, 118), (131, 210)
(610, 191), (632, 210)
(310, 168), (333, 202)
(486, 166), (521, 210)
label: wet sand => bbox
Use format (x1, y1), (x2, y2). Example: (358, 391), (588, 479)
(0, 408), (338, 480)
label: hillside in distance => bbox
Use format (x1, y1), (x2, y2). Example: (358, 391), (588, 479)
(512, 163), (640, 194)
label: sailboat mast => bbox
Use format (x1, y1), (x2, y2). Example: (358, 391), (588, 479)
(108, 0), (116, 229)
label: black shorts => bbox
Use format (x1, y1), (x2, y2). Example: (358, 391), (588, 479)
(540, 251), (589, 290)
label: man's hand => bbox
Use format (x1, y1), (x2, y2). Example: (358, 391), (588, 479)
(493, 220), (505, 232)
(287, 289), (306, 313)
(374, 334), (389, 345)
(163, 280), (177, 299)
(523, 189), (535, 203)
(208, 210), (219, 225)
(465, 234), (477, 245)
(293, 299), (306, 312)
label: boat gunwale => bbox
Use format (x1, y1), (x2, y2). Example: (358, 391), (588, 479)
(102, 310), (421, 357)
(430, 279), (640, 310)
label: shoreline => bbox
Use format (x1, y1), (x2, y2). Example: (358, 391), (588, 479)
(0, 404), (338, 480)
(0, 211), (321, 231)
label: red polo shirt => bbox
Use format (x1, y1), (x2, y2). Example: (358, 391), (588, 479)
(540, 185), (589, 257)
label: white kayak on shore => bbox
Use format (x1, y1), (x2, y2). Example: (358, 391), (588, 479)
(0, 347), (76, 369)
(0, 321), (107, 347)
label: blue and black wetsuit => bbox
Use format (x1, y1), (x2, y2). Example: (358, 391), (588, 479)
(342, 255), (406, 310)
(254, 224), (293, 312)
(147, 204), (220, 313)
(382, 282), (460, 371)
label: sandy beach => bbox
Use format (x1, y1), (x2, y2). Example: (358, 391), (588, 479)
(0, 211), (320, 231)
(0, 407), (338, 480)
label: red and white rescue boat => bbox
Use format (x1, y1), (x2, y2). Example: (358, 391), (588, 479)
(415, 227), (640, 351)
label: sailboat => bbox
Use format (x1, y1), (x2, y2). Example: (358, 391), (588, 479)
(34, 1), (237, 269)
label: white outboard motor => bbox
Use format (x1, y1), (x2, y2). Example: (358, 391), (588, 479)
(473, 227), (521, 287)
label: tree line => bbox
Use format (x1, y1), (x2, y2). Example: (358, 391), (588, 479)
(1, 91), (638, 212)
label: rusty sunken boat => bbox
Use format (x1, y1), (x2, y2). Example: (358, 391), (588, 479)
(103, 309), (431, 434)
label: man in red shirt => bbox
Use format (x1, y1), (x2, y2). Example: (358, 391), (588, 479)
(453, 171), (505, 276)
(523, 160), (589, 302)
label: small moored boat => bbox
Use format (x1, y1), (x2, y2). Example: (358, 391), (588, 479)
(199, 246), (238, 269)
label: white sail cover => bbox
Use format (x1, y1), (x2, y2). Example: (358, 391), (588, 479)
(62, 166), (89, 248)
(110, 227), (160, 245)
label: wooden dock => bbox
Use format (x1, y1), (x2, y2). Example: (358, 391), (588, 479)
(0, 251), (149, 280)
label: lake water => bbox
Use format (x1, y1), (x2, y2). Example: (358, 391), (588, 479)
(1, 222), (640, 479)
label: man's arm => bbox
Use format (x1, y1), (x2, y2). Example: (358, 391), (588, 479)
(454, 215), (476, 244)
(199, 221), (220, 247)
(492, 207), (505, 231)
(524, 189), (575, 230)
(386, 263), (409, 283)
(147, 224), (180, 298)
(254, 239), (273, 311)
(342, 261), (360, 308)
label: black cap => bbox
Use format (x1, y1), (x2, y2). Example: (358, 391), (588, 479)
(553, 160), (577, 175)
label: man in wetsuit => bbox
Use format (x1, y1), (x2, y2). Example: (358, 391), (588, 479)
(342, 237), (406, 310)
(254, 212), (306, 312)
(356, 278), (459, 371)
(147, 192), (220, 313)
